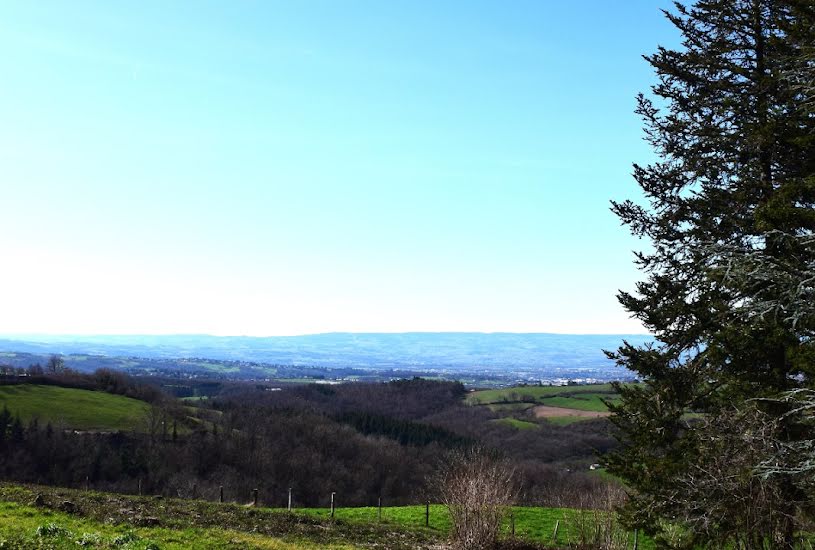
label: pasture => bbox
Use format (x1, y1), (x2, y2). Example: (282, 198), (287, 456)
(0, 500), (354, 550)
(0, 384), (150, 431)
(299, 503), (654, 549)
(0, 482), (656, 549)
(466, 383), (620, 424)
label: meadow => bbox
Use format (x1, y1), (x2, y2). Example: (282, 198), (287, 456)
(0, 501), (350, 550)
(0, 483), (654, 549)
(466, 384), (618, 408)
(299, 504), (654, 549)
(0, 384), (150, 431)
(466, 384), (620, 427)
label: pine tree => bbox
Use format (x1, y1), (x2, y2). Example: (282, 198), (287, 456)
(607, 1), (815, 547)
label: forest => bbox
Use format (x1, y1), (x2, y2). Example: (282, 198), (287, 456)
(0, 368), (616, 510)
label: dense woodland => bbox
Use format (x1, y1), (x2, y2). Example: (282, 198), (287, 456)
(0, 368), (616, 508)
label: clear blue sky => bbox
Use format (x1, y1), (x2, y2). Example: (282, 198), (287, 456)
(0, 1), (675, 336)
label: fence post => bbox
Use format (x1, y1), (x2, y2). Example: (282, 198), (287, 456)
(377, 496), (382, 522)
(192, 484), (197, 499)
(510, 512), (515, 536)
(633, 529), (639, 550)
(219, 485), (224, 503)
(138, 479), (142, 496)
(425, 502), (430, 527)
(288, 488), (292, 511)
(253, 488), (258, 507)
(330, 492), (336, 519)
(552, 519), (560, 543)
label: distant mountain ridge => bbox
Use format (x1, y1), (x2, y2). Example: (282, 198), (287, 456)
(0, 332), (651, 381)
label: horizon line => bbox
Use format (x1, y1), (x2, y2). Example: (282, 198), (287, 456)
(0, 330), (653, 338)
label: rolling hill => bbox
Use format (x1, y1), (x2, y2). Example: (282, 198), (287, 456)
(0, 332), (652, 382)
(0, 384), (150, 431)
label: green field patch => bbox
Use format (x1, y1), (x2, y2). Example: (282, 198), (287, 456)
(543, 415), (598, 426)
(466, 384), (618, 406)
(0, 384), (150, 431)
(538, 394), (616, 412)
(186, 361), (240, 373)
(490, 417), (539, 430)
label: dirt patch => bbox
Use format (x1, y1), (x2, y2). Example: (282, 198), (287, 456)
(532, 405), (611, 419)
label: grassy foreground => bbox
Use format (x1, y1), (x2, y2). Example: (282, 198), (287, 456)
(0, 484), (436, 550)
(0, 385), (150, 431)
(0, 501), (350, 549)
(0, 482), (656, 549)
(300, 504), (653, 549)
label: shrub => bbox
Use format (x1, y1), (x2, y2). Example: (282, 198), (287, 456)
(436, 447), (517, 550)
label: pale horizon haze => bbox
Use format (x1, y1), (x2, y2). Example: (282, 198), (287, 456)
(0, 1), (676, 337)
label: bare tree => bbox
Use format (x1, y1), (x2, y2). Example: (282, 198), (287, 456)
(143, 404), (168, 446)
(435, 447), (517, 550)
(46, 355), (65, 374)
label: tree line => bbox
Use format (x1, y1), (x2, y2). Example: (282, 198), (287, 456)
(0, 375), (617, 509)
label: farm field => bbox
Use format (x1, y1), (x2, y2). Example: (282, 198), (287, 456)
(466, 383), (620, 425)
(0, 384), (150, 432)
(531, 405), (610, 419)
(467, 383), (618, 407)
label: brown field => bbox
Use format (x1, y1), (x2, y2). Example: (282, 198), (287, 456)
(532, 405), (611, 419)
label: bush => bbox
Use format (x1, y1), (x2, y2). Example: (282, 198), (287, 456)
(436, 447), (517, 550)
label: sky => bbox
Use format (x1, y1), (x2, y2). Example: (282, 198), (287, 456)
(0, 1), (676, 337)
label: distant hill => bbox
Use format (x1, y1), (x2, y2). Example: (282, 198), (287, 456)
(0, 333), (651, 382)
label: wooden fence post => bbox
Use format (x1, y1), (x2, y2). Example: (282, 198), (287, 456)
(85, 476), (89, 491)
(425, 502), (430, 527)
(330, 492), (336, 519)
(138, 479), (142, 496)
(192, 484), (197, 499)
(253, 488), (258, 507)
(219, 485), (224, 503)
(633, 529), (639, 550)
(510, 512), (515, 536)
(288, 488), (292, 511)
(377, 496), (382, 522)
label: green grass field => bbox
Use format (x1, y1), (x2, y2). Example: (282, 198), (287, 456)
(0, 484), (435, 550)
(536, 394), (616, 412)
(298, 504), (654, 549)
(0, 501), (355, 549)
(542, 415), (598, 426)
(466, 383), (617, 405)
(0, 384), (150, 431)
(466, 384), (620, 425)
(0, 483), (658, 549)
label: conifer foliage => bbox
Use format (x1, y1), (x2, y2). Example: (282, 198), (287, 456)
(607, 1), (815, 547)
